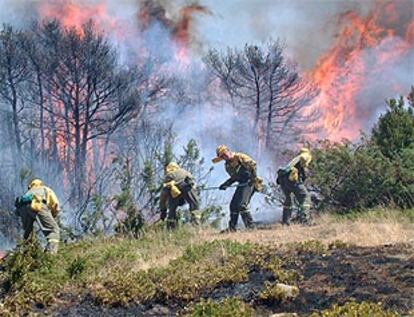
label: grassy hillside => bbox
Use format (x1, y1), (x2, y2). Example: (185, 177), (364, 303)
(0, 210), (413, 317)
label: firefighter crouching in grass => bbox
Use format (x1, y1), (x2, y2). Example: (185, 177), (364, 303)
(159, 162), (201, 229)
(15, 179), (61, 254)
(212, 145), (263, 232)
(277, 148), (313, 225)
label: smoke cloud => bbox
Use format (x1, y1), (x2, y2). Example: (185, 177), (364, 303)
(0, 0), (412, 228)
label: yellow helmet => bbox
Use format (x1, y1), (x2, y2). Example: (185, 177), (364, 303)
(212, 144), (229, 163)
(28, 179), (44, 189)
(165, 162), (180, 174)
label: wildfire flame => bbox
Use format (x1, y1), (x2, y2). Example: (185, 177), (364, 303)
(308, 0), (414, 140)
(38, 0), (120, 36)
(36, 0), (413, 141)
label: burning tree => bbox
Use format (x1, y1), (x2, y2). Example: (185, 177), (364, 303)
(205, 41), (318, 153)
(0, 26), (29, 174)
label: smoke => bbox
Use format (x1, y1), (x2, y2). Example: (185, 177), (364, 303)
(197, 0), (377, 69)
(0, 0), (412, 228)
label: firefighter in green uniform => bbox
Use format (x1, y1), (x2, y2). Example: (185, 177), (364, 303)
(212, 145), (263, 232)
(277, 148), (312, 225)
(159, 162), (201, 229)
(15, 179), (61, 254)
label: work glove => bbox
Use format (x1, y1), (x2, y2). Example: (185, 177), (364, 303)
(219, 183), (228, 191)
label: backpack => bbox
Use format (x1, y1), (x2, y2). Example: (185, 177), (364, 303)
(15, 189), (47, 212)
(276, 168), (289, 185)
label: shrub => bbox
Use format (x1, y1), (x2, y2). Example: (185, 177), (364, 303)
(310, 301), (399, 317)
(188, 298), (254, 317)
(372, 95), (414, 159)
(309, 93), (414, 212)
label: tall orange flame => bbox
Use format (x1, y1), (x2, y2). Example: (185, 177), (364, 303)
(38, 0), (119, 35)
(308, 0), (414, 140)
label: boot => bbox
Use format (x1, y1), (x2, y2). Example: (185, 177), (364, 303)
(282, 207), (292, 225)
(220, 227), (237, 234)
(241, 211), (254, 229)
(228, 211), (239, 231)
(298, 204), (311, 225)
(45, 239), (59, 255)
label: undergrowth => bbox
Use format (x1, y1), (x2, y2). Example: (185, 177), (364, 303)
(310, 301), (400, 317)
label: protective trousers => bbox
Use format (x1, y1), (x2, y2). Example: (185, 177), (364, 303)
(229, 184), (255, 230)
(167, 186), (200, 229)
(280, 177), (311, 225)
(18, 205), (60, 254)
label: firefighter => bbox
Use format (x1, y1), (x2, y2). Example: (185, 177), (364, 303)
(15, 179), (61, 254)
(277, 148), (312, 225)
(159, 162), (201, 229)
(212, 145), (263, 232)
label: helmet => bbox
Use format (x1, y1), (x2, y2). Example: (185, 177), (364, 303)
(165, 162), (180, 174)
(212, 144), (229, 163)
(28, 179), (44, 189)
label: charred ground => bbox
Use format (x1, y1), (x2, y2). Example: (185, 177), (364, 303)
(1, 211), (413, 317)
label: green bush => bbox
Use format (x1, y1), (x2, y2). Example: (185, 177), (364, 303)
(372, 95), (414, 159)
(188, 298), (254, 317)
(310, 301), (399, 317)
(310, 94), (414, 212)
(2, 239), (52, 291)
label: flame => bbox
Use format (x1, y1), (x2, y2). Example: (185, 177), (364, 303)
(38, 0), (120, 35)
(308, 0), (414, 140)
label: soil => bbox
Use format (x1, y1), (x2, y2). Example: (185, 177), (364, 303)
(50, 243), (414, 316)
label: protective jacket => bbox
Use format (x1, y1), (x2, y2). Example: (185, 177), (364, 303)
(159, 164), (197, 212)
(16, 181), (60, 217)
(16, 179), (61, 254)
(277, 150), (312, 184)
(277, 149), (313, 225)
(222, 152), (263, 192)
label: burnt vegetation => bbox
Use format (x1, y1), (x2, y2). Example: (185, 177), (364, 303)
(0, 17), (413, 317)
(0, 20), (317, 237)
(0, 229), (412, 316)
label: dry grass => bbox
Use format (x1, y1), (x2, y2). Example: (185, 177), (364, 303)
(201, 211), (414, 247)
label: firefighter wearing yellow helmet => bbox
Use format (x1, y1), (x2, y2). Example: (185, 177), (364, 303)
(15, 179), (61, 254)
(159, 162), (200, 229)
(277, 148), (313, 225)
(212, 145), (263, 232)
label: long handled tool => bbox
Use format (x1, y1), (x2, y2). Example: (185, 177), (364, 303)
(198, 183), (249, 191)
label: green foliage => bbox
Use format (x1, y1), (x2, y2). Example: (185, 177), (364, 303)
(289, 239), (328, 255)
(66, 256), (88, 279)
(372, 96), (414, 159)
(310, 94), (414, 212)
(310, 139), (414, 210)
(188, 298), (254, 317)
(114, 157), (145, 237)
(81, 194), (108, 235)
(2, 239), (51, 291)
(310, 301), (399, 317)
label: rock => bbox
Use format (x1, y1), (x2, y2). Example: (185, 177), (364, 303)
(270, 313), (298, 317)
(275, 283), (299, 299)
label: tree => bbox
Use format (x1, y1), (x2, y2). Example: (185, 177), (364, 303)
(0, 25), (29, 170)
(372, 90), (414, 159)
(205, 41), (318, 153)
